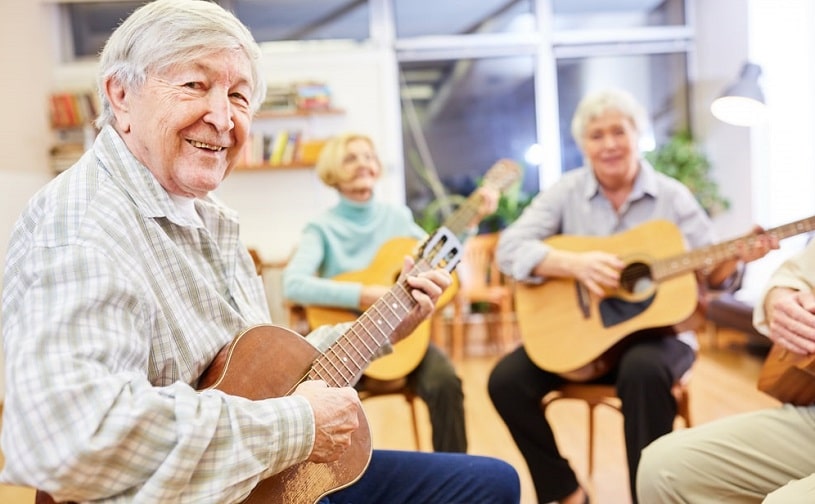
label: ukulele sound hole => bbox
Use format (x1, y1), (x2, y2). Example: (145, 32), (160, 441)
(620, 261), (654, 296)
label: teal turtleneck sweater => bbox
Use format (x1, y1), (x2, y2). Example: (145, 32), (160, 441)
(283, 195), (427, 310)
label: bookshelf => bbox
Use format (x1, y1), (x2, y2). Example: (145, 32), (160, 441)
(46, 84), (345, 174)
(236, 107), (345, 172)
(49, 91), (99, 174)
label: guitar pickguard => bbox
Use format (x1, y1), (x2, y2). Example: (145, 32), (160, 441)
(598, 294), (656, 328)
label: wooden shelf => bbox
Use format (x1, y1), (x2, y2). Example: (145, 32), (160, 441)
(254, 108), (344, 119)
(234, 162), (315, 172)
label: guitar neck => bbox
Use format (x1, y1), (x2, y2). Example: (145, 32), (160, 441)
(428, 158), (522, 240)
(652, 215), (815, 281)
(440, 193), (482, 238)
(309, 229), (461, 387)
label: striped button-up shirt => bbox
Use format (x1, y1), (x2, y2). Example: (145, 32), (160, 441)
(1, 126), (340, 502)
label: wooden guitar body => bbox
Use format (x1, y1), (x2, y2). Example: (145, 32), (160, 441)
(516, 215), (815, 381)
(758, 342), (815, 405)
(306, 237), (458, 381)
(515, 220), (697, 380)
(198, 325), (371, 504)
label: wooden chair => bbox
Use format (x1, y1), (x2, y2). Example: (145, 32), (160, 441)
(357, 376), (423, 450)
(540, 371), (692, 477)
(448, 232), (515, 360)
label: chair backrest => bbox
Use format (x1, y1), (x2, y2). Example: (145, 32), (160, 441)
(247, 247), (263, 276)
(457, 232), (503, 293)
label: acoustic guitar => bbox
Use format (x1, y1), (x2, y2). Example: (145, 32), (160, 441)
(758, 334), (815, 406)
(515, 215), (815, 381)
(198, 228), (463, 503)
(305, 159), (521, 380)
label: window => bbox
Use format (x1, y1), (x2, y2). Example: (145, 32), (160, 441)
(393, 0), (532, 37)
(552, 0), (686, 31)
(400, 55), (538, 224)
(67, 2), (143, 59)
(64, 0), (370, 59)
(230, 0), (369, 42)
(60, 0), (695, 203)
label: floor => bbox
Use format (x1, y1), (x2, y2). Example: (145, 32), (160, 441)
(0, 326), (778, 504)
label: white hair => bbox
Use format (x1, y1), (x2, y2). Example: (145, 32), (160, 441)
(570, 88), (649, 151)
(95, 0), (266, 128)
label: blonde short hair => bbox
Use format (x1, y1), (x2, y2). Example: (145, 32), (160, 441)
(315, 133), (380, 188)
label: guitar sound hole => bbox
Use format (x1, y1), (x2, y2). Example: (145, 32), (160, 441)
(620, 261), (653, 295)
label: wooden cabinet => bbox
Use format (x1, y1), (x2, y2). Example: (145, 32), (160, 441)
(235, 108), (345, 172)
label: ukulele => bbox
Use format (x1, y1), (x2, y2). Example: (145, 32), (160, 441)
(758, 332), (815, 405)
(198, 227), (463, 503)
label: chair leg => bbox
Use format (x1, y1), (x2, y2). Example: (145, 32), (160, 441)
(407, 393), (421, 451)
(499, 300), (513, 353)
(451, 301), (465, 361)
(587, 403), (596, 477)
(677, 388), (692, 427)
(430, 310), (447, 355)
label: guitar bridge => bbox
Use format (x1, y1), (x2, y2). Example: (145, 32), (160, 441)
(576, 282), (590, 319)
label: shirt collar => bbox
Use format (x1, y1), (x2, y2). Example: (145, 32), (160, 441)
(582, 159), (660, 202)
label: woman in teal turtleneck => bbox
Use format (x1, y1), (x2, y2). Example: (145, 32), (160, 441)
(283, 132), (497, 453)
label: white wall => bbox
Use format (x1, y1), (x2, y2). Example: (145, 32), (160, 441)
(748, 0), (815, 227)
(692, 0), (754, 240)
(0, 1), (60, 401)
(216, 44), (403, 263)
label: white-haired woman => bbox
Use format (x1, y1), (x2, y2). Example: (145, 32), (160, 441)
(487, 88), (776, 504)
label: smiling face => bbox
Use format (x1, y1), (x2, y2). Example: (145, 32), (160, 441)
(335, 138), (382, 202)
(581, 109), (640, 191)
(106, 48), (254, 198)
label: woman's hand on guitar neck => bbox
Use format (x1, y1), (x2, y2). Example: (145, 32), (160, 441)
(765, 287), (815, 356)
(293, 380), (362, 463)
(469, 186), (500, 227)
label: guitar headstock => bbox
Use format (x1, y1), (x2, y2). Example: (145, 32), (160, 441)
(417, 227), (462, 274)
(482, 158), (522, 195)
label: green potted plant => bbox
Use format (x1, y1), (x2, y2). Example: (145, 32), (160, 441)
(645, 130), (730, 216)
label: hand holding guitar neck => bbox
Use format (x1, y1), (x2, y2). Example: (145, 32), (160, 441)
(389, 254), (454, 344)
(739, 224), (780, 262)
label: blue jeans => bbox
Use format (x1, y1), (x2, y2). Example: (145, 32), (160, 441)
(319, 449), (521, 504)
